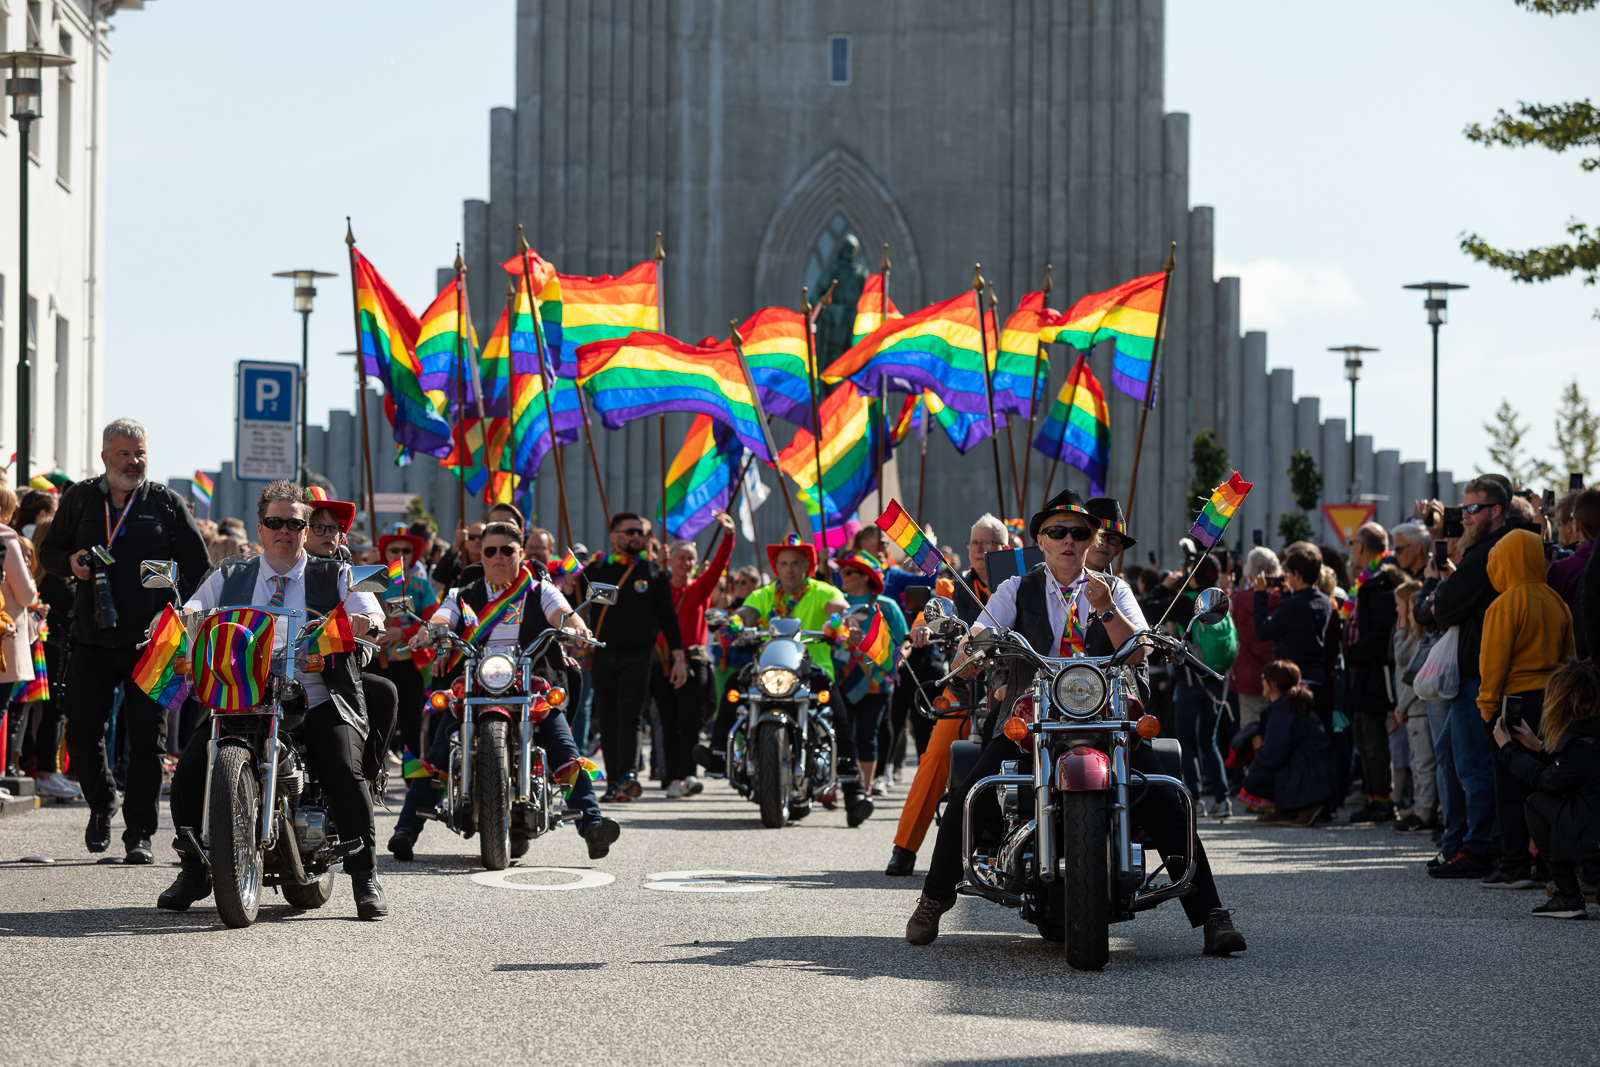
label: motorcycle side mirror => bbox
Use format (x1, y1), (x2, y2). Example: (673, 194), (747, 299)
(848, 604), (874, 623)
(924, 595), (956, 635)
(349, 564), (390, 594)
(704, 607), (730, 629)
(383, 596), (414, 619)
(588, 582), (619, 607)
(1191, 587), (1229, 626)
(139, 560), (179, 590)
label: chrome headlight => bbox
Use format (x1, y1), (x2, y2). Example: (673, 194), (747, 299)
(476, 654), (517, 694)
(1052, 664), (1107, 719)
(756, 667), (798, 697)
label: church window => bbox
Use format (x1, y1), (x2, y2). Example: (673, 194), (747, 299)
(829, 36), (850, 86)
(805, 212), (852, 295)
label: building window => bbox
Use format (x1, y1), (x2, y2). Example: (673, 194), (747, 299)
(829, 36), (850, 86)
(54, 314), (68, 466)
(805, 212), (853, 295)
(55, 71), (69, 185)
(25, 1), (39, 48)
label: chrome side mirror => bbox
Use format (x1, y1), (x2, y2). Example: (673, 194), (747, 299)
(383, 596), (414, 619)
(924, 595), (957, 636)
(588, 582), (619, 607)
(1192, 587), (1229, 626)
(704, 607), (730, 630)
(140, 560), (178, 590)
(848, 603), (874, 623)
(349, 564), (390, 594)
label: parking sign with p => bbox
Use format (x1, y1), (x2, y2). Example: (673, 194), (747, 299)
(235, 360), (301, 481)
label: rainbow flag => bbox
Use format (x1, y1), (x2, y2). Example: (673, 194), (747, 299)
(19, 637), (48, 703)
(737, 307), (814, 428)
(414, 274), (479, 411)
(190, 471), (213, 510)
(575, 332), (774, 463)
(353, 249), (454, 458)
(663, 414), (742, 541)
(1004, 518), (1024, 539)
(1043, 271), (1166, 403)
(874, 499), (942, 577)
(132, 606), (191, 713)
(1190, 472), (1253, 549)
(386, 557), (405, 588)
(553, 756), (603, 797)
(401, 747), (438, 780)
(889, 393), (919, 446)
(306, 603), (358, 656)
(1032, 354), (1111, 496)
(853, 607), (894, 673)
(917, 390), (997, 454)
(851, 273), (900, 345)
(554, 548), (583, 578)
(502, 253), (658, 377)
(994, 291), (1057, 417)
(778, 382), (880, 535)
(823, 291), (999, 420)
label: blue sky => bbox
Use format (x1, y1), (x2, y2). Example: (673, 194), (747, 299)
(104, 0), (1598, 487)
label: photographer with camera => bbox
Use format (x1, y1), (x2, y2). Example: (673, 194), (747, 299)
(40, 419), (210, 862)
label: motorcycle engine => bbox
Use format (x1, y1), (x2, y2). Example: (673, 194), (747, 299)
(294, 807), (329, 852)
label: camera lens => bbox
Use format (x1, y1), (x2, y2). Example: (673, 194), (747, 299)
(90, 562), (118, 630)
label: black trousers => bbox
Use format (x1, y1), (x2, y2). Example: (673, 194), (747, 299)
(1524, 790), (1589, 898)
(376, 659), (426, 758)
(592, 652), (653, 786)
(63, 640), (168, 844)
(923, 736), (1224, 927)
(1490, 689), (1546, 871)
(1350, 707), (1393, 803)
(360, 672), (399, 782)
(649, 657), (707, 783)
(170, 701), (377, 874)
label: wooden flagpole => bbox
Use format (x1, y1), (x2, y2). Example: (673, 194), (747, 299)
(874, 244), (891, 525)
(989, 279), (1023, 518)
(731, 320), (804, 535)
(916, 392), (929, 525)
(452, 248), (468, 524)
(802, 285), (829, 552)
(974, 264), (1007, 518)
(343, 219), (379, 541)
(1019, 264), (1052, 512)
(1123, 241), (1177, 522)
(517, 226), (571, 547)
(654, 233), (669, 536)
(498, 278), (518, 508)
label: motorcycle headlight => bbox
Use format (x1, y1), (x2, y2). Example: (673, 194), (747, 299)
(756, 667), (798, 697)
(476, 654), (517, 694)
(1052, 664), (1107, 719)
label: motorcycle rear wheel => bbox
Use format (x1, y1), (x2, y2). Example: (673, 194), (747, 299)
(281, 870), (336, 910)
(755, 722), (790, 829)
(210, 743), (263, 929)
(1060, 790), (1111, 971)
(476, 720), (512, 870)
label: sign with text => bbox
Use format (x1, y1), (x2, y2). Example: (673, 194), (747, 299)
(1320, 502), (1377, 543)
(367, 492), (419, 515)
(235, 361), (301, 482)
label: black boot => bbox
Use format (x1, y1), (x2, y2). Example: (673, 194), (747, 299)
(157, 863), (212, 912)
(586, 817), (621, 859)
(85, 808), (115, 854)
(1202, 908), (1247, 956)
(387, 830), (415, 862)
(694, 743), (725, 775)
(885, 845), (916, 876)
(352, 870), (388, 920)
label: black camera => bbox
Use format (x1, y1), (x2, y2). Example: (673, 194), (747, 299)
(83, 545), (118, 630)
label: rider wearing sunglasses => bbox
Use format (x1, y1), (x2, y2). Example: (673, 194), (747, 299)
(905, 488), (1246, 957)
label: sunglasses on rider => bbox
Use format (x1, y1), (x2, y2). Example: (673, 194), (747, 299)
(1039, 525), (1093, 543)
(1461, 502), (1497, 515)
(481, 544), (520, 558)
(309, 523), (341, 537)
(261, 516), (308, 532)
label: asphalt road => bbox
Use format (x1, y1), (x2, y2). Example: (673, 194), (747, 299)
(3, 772), (1597, 1067)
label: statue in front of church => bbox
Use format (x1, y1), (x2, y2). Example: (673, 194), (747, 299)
(811, 234), (869, 370)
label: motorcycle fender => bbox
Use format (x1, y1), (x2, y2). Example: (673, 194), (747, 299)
(1055, 746), (1111, 791)
(477, 705), (514, 723)
(756, 710), (793, 729)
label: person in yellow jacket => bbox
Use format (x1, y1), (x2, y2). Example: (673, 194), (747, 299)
(1477, 527), (1576, 888)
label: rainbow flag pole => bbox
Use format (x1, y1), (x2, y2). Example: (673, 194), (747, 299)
(1124, 242), (1177, 522)
(1156, 471), (1253, 628)
(345, 220), (379, 540)
(873, 244), (891, 531)
(1019, 265), (1053, 512)
(973, 265), (1008, 519)
(517, 225), (571, 547)
(729, 320), (805, 537)
(803, 280), (835, 550)
(654, 233), (669, 536)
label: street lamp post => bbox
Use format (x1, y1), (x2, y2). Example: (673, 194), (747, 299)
(272, 269), (336, 485)
(1328, 345), (1378, 500)
(1, 49), (75, 484)
(1402, 281), (1468, 500)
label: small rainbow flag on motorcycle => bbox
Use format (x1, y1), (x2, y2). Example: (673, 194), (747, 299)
(1189, 471), (1253, 549)
(553, 756), (603, 798)
(853, 607), (894, 673)
(874, 499), (943, 577)
(554, 547), (583, 579)
(306, 603), (357, 656)
(401, 747), (438, 780)
(132, 605), (192, 713)
(386, 557), (405, 589)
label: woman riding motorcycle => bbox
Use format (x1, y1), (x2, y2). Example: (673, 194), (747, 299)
(903, 489), (1248, 958)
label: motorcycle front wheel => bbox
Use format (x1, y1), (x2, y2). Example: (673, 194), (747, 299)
(475, 720), (512, 870)
(1060, 790), (1111, 971)
(281, 870), (336, 910)
(210, 743), (263, 929)
(755, 721), (790, 829)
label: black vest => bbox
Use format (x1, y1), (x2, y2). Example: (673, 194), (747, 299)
(457, 579), (563, 685)
(1012, 565), (1116, 659)
(216, 556), (368, 737)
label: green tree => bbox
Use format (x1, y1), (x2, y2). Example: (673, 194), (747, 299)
(1461, 1), (1600, 314)
(1277, 513), (1314, 546)
(1482, 399), (1558, 488)
(1188, 428), (1229, 513)
(1278, 449), (1322, 547)
(1552, 379), (1599, 480)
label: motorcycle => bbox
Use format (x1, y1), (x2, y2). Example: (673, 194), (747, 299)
(408, 582), (616, 870)
(138, 559), (391, 929)
(921, 586), (1230, 971)
(706, 608), (840, 828)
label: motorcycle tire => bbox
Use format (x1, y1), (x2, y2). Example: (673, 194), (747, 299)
(281, 870), (336, 910)
(210, 743), (263, 929)
(1060, 790), (1112, 971)
(755, 722), (790, 829)
(475, 720), (512, 871)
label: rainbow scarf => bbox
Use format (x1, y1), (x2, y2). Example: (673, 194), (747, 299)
(1342, 553), (1391, 620)
(446, 567), (535, 672)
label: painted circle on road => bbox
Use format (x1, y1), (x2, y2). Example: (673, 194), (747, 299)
(470, 867), (616, 892)
(643, 870), (776, 893)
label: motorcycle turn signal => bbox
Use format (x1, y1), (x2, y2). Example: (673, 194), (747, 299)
(546, 687), (567, 707)
(816, 690), (830, 704)
(727, 689), (742, 703)
(429, 691), (451, 711)
(1136, 714), (1161, 739)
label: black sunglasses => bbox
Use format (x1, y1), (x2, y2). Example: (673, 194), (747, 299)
(1039, 525), (1093, 543)
(261, 516), (308, 532)
(388, 546), (414, 557)
(1461, 502), (1497, 515)
(617, 527), (646, 537)
(465, 533), (482, 542)
(481, 544), (520, 558)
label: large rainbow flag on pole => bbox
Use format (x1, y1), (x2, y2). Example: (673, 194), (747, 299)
(1189, 472), (1254, 549)
(414, 273), (479, 411)
(778, 381), (881, 536)
(501, 254), (658, 377)
(1031, 353), (1111, 496)
(735, 307), (814, 428)
(1042, 271), (1167, 403)
(851, 273), (899, 344)
(352, 249), (454, 458)
(662, 414), (742, 540)
(994, 291), (1060, 417)
(575, 332), (774, 463)
(821, 291), (996, 419)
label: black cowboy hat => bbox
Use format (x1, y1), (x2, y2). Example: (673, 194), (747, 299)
(1084, 496), (1137, 548)
(1028, 488), (1102, 542)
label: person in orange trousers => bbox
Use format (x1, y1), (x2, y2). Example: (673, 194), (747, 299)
(885, 514), (1007, 876)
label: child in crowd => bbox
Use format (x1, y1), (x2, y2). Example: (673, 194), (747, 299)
(1493, 659), (1600, 919)
(1239, 660), (1340, 827)
(1392, 579), (1438, 833)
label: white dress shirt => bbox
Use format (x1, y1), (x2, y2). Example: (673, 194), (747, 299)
(974, 567), (1148, 654)
(184, 551), (384, 707)
(429, 579), (572, 653)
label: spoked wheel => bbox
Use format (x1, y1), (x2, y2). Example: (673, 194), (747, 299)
(475, 720), (512, 870)
(1060, 791), (1112, 970)
(755, 722), (791, 829)
(210, 743), (263, 929)
(281, 870), (336, 910)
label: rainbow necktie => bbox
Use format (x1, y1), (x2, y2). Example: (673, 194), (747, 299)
(268, 575), (287, 608)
